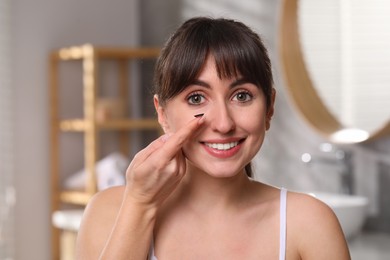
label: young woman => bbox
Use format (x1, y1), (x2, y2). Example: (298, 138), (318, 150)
(75, 17), (351, 260)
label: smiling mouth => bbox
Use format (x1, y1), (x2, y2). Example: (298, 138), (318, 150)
(203, 140), (243, 151)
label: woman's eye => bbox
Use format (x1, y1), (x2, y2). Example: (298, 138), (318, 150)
(187, 93), (205, 105)
(233, 91), (253, 102)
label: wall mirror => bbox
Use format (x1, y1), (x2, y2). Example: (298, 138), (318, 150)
(279, 0), (390, 143)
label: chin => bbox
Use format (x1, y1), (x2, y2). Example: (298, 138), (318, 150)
(188, 160), (246, 178)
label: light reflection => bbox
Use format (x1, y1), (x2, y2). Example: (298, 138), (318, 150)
(330, 128), (369, 144)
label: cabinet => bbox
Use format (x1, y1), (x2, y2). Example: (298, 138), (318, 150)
(49, 44), (161, 259)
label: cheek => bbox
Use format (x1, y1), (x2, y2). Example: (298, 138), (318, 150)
(165, 108), (190, 133)
(237, 109), (267, 157)
(236, 106), (267, 133)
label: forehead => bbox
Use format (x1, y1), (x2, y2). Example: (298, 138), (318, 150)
(197, 54), (242, 81)
(197, 56), (218, 77)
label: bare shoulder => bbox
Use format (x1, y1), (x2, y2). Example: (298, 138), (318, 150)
(287, 191), (336, 221)
(75, 186), (125, 259)
(287, 191), (351, 260)
(86, 185), (125, 211)
(82, 185), (125, 225)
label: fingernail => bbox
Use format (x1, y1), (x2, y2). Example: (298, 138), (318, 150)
(194, 113), (204, 118)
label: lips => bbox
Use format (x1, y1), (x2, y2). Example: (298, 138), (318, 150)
(204, 141), (239, 151)
(201, 138), (244, 158)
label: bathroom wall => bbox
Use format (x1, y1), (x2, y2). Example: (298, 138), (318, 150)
(359, 138), (390, 233)
(139, 0), (183, 117)
(141, 0), (390, 233)
(0, 0), (15, 258)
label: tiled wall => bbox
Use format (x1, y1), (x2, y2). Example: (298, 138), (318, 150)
(357, 139), (390, 232)
(366, 162), (390, 233)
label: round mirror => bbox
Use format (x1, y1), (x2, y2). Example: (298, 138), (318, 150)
(279, 0), (390, 143)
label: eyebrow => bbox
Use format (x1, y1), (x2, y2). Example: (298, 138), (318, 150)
(190, 77), (252, 89)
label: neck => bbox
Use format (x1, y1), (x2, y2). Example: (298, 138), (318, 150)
(171, 163), (255, 212)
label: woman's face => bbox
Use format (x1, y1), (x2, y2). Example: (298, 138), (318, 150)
(155, 55), (274, 178)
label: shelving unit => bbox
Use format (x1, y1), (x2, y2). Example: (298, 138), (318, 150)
(49, 44), (161, 259)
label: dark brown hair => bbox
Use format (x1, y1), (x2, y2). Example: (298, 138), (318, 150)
(154, 17), (274, 177)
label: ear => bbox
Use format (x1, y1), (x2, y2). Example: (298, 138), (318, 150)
(154, 95), (169, 133)
(265, 88), (276, 130)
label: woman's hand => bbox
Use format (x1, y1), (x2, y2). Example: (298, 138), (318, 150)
(124, 116), (204, 208)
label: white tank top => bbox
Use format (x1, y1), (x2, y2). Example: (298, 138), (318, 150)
(150, 188), (287, 260)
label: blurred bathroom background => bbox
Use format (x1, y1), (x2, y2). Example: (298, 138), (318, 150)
(1, 0), (390, 259)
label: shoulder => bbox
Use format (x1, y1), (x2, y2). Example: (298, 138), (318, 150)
(75, 186), (125, 258)
(81, 185), (126, 227)
(286, 191), (351, 260)
(82, 185), (126, 224)
(86, 185), (125, 210)
(287, 191), (335, 219)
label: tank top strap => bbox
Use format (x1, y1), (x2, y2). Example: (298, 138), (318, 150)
(279, 188), (287, 260)
(149, 238), (158, 260)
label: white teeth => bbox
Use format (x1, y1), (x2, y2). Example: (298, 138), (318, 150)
(205, 141), (239, 151)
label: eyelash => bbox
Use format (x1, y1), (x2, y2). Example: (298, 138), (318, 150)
(186, 90), (254, 105)
(187, 92), (205, 105)
(232, 90), (253, 103)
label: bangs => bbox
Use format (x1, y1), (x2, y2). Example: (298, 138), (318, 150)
(211, 37), (258, 82)
(186, 19), (266, 85)
(155, 17), (273, 107)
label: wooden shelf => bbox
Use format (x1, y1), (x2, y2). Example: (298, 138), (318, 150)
(59, 119), (87, 132)
(60, 191), (93, 205)
(49, 44), (161, 259)
(59, 118), (161, 132)
(54, 44), (160, 61)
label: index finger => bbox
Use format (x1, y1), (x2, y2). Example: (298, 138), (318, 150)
(156, 116), (204, 160)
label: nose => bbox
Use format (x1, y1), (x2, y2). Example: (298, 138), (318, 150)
(208, 101), (236, 134)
